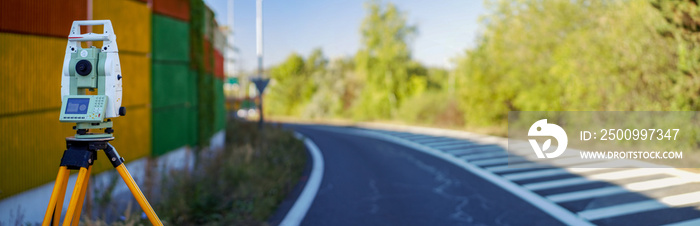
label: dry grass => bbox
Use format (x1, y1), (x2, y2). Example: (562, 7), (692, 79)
(151, 121), (307, 225)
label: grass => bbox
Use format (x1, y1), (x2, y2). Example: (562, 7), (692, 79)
(152, 121), (307, 225)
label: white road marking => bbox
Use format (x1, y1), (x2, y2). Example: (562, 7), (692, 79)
(502, 169), (569, 181)
(524, 177), (592, 191)
(487, 163), (549, 173)
(394, 134), (426, 139)
(460, 152), (509, 161)
(448, 146), (500, 156)
(578, 200), (666, 220)
(566, 159), (628, 167)
(666, 217), (700, 226)
(586, 168), (661, 181)
(380, 131), (408, 135)
(660, 191), (700, 206)
(490, 156), (605, 174)
(549, 157), (603, 167)
(433, 143), (479, 150)
(470, 157), (511, 166)
(625, 177), (697, 191)
(567, 167), (620, 174)
(508, 141), (531, 149)
(410, 137), (448, 142)
(525, 172), (699, 192)
(420, 140), (467, 146)
(509, 147), (535, 155)
(280, 133), (325, 226)
(578, 191), (700, 221)
(547, 187), (627, 203)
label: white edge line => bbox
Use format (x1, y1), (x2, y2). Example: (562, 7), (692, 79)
(665, 217), (700, 226)
(280, 132), (325, 226)
(345, 129), (594, 226)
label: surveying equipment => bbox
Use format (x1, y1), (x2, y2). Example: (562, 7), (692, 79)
(43, 20), (162, 226)
(59, 19), (124, 138)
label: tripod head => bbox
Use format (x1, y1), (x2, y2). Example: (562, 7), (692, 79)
(59, 20), (126, 139)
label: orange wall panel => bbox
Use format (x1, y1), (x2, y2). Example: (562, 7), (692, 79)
(0, 33), (65, 116)
(120, 54), (152, 107)
(93, 0), (151, 54)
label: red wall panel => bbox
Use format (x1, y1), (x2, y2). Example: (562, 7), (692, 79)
(203, 38), (213, 74)
(214, 50), (224, 79)
(153, 0), (190, 21)
(0, 0), (87, 37)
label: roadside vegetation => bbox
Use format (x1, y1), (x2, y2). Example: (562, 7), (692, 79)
(264, 0), (700, 137)
(153, 121), (306, 225)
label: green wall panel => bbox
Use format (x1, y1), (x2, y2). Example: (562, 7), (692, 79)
(152, 62), (194, 108)
(214, 78), (226, 131)
(188, 69), (198, 107)
(152, 106), (195, 156)
(196, 73), (215, 143)
(188, 106), (199, 146)
(152, 14), (190, 62)
(151, 0), (223, 156)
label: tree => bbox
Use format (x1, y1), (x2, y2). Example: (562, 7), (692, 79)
(454, 0), (678, 127)
(353, 0), (418, 119)
(266, 53), (309, 115)
(266, 48), (331, 117)
(651, 0), (700, 110)
(303, 57), (355, 118)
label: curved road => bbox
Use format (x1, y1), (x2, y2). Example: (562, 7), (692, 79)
(284, 124), (561, 225)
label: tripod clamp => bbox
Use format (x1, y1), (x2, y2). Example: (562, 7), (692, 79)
(61, 137), (124, 170)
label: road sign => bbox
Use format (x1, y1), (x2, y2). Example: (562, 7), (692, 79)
(251, 77), (270, 93)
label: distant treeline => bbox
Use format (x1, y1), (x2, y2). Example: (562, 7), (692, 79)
(264, 0), (700, 134)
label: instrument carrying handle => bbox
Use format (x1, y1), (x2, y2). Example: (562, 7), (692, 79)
(67, 20), (118, 52)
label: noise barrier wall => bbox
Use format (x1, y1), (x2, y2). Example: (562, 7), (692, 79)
(0, 0), (152, 200)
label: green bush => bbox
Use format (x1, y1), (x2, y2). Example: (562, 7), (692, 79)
(397, 91), (463, 127)
(155, 121), (306, 225)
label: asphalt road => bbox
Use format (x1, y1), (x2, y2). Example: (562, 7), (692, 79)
(285, 124), (562, 226)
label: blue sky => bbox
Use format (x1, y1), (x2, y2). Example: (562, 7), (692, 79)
(203, 0), (485, 72)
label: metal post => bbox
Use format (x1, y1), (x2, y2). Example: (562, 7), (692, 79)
(256, 0), (263, 73)
(258, 95), (263, 128)
(227, 0), (234, 75)
(256, 0), (264, 128)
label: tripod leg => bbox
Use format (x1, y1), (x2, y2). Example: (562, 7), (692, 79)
(53, 169), (70, 226)
(62, 167), (89, 226)
(116, 164), (163, 226)
(42, 166), (69, 226)
(104, 143), (163, 225)
(71, 165), (92, 226)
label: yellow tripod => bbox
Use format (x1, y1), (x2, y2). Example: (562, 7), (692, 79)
(42, 137), (163, 226)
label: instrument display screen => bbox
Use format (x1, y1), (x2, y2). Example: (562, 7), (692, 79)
(65, 98), (90, 114)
